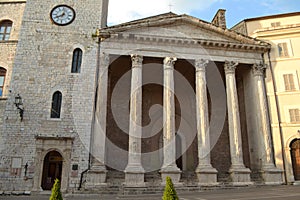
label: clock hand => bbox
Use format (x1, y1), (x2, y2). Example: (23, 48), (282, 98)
(55, 12), (65, 18)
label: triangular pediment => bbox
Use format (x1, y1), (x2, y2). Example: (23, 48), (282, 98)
(101, 13), (268, 46)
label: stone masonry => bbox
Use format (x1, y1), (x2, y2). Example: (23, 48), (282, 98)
(0, 0), (284, 194)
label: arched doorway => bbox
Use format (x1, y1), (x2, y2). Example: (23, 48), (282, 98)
(41, 151), (63, 190)
(290, 139), (300, 181)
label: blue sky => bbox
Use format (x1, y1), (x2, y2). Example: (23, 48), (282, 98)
(107, 0), (300, 28)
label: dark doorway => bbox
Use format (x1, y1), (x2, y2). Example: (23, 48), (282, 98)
(176, 134), (183, 170)
(291, 139), (300, 181)
(41, 151), (63, 190)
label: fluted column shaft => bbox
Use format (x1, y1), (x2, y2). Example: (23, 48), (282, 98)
(125, 55), (144, 172)
(195, 59), (213, 167)
(195, 59), (218, 185)
(224, 60), (251, 185)
(160, 57), (181, 183)
(162, 57), (178, 169)
(252, 63), (276, 169)
(224, 61), (246, 168)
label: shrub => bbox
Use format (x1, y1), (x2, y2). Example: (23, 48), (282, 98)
(50, 178), (63, 200)
(162, 176), (179, 200)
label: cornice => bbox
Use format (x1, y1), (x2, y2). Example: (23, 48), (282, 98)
(100, 31), (271, 52)
(252, 24), (300, 37)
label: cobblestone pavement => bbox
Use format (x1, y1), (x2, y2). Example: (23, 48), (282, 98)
(1, 185), (300, 200)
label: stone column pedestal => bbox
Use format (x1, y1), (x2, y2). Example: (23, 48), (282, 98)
(229, 166), (252, 186)
(259, 166), (283, 185)
(160, 169), (182, 185)
(85, 164), (107, 188)
(196, 166), (218, 186)
(124, 171), (145, 187)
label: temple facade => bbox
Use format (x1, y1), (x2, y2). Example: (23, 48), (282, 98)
(0, 0), (285, 193)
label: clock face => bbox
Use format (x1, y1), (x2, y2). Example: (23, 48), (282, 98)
(50, 5), (75, 26)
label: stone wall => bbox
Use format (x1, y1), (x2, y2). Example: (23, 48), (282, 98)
(0, 0), (108, 192)
(0, 1), (25, 97)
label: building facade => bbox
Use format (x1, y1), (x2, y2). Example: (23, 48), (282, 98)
(232, 12), (300, 184)
(0, 0), (26, 128)
(0, 0), (284, 193)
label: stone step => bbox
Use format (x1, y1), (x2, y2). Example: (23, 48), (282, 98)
(250, 172), (264, 184)
(144, 171), (161, 183)
(217, 172), (230, 182)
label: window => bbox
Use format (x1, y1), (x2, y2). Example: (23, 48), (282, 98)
(0, 20), (12, 41)
(278, 42), (289, 57)
(0, 67), (6, 96)
(271, 22), (281, 27)
(51, 91), (62, 118)
(289, 109), (300, 123)
(283, 74), (296, 91)
(71, 48), (82, 73)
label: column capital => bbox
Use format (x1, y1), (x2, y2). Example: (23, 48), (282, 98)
(164, 57), (177, 70)
(252, 62), (267, 77)
(131, 54), (143, 68)
(224, 60), (238, 74)
(195, 59), (209, 72)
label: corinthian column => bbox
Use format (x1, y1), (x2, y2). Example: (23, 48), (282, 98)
(224, 60), (251, 185)
(85, 53), (110, 188)
(160, 57), (181, 183)
(124, 54), (145, 186)
(194, 59), (218, 185)
(252, 63), (283, 185)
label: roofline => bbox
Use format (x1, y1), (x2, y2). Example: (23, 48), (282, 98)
(100, 13), (269, 47)
(106, 12), (178, 29)
(231, 11), (300, 30)
(244, 11), (300, 22)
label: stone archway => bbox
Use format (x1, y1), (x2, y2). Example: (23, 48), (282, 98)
(290, 139), (300, 181)
(33, 136), (73, 192)
(41, 151), (63, 190)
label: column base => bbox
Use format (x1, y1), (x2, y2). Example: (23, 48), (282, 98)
(124, 173), (145, 187)
(260, 166), (283, 185)
(124, 164), (145, 187)
(160, 165), (181, 184)
(195, 165), (218, 186)
(84, 166), (107, 189)
(229, 166), (253, 186)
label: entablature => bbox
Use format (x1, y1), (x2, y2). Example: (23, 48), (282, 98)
(99, 31), (270, 53)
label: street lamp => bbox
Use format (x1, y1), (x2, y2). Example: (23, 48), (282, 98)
(14, 94), (24, 121)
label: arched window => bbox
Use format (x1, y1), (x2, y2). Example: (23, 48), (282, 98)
(0, 67), (6, 97)
(0, 20), (12, 41)
(71, 48), (82, 73)
(51, 91), (62, 118)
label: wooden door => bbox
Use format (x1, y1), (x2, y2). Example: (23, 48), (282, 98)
(41, 151), (63, 190)
(291, 140), (300, 180)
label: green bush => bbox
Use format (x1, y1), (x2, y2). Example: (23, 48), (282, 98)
(50, 179), (63, 200)
(162, 176), (179, 200)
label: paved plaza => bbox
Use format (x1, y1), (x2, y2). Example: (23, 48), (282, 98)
(1, 185), (300, 200)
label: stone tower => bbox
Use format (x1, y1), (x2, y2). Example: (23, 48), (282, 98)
(1, 0), (109, 192)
